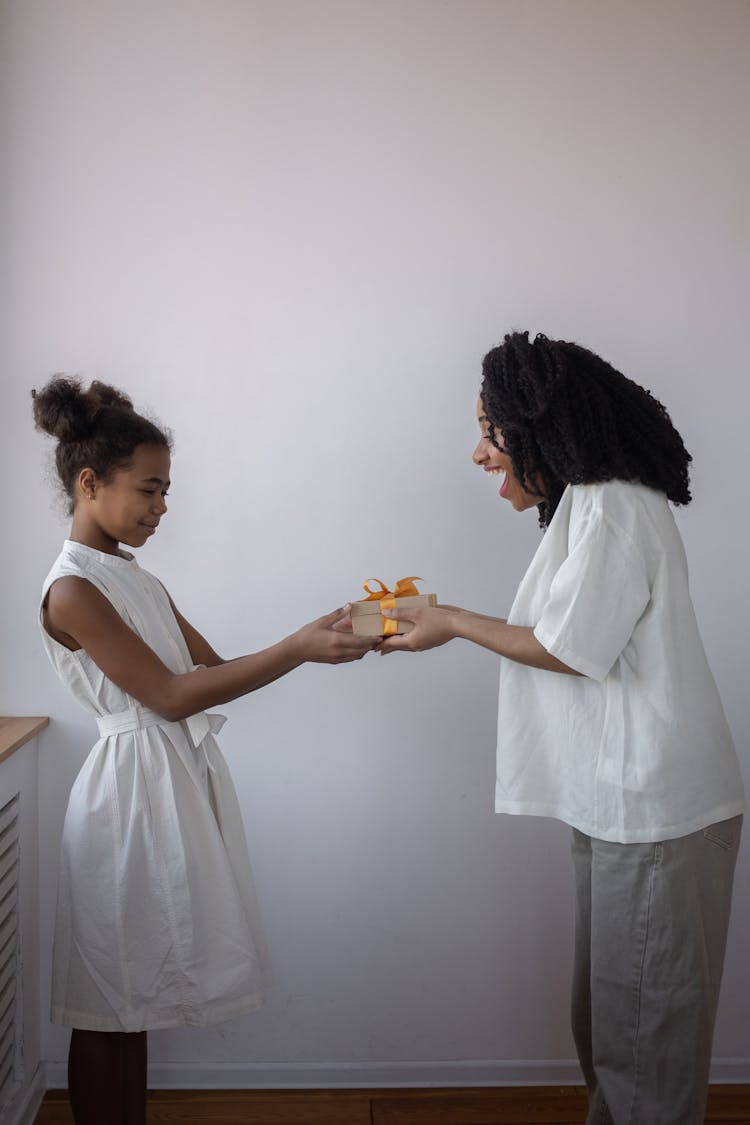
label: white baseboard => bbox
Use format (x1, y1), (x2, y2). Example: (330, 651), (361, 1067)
(153, 1059), (579, 1088)
(3, 1063), (47, 1125)
(42, 1056), (750, 1090)
(711, 1059), (750, 1084)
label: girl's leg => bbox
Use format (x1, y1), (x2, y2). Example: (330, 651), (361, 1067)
(68, 1030), (123, 1125)
(584, 816), (741, 1125)
(122, 1031), (148, 1125)
(68, 1029), (147, 1125)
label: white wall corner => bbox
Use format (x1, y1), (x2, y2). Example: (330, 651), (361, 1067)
(2, 1061), (46, 1125)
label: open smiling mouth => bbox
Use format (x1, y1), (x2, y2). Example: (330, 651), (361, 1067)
(484, 467), (509, 496)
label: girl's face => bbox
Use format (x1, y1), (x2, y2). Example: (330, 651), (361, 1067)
(473, 398), (542, 512)
(76, 443), (171, 552)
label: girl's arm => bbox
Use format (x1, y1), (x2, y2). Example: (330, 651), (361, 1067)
(165, 594), (226, 667)
(46, 576), (375, 721)
(378, 604), (580, 675)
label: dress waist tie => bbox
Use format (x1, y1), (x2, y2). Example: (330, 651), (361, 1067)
(96, 706), (226, 748)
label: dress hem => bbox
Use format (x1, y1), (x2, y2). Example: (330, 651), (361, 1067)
(51, 990), (265, 1032)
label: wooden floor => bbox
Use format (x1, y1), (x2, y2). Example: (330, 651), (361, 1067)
(33, 1085), (750, 1124)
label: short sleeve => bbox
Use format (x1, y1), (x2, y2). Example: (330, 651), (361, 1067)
(533, 510), (651, 681)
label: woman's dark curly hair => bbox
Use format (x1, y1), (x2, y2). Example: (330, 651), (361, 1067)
(480, 332), (692, 527)
(32, 376), (171, 514)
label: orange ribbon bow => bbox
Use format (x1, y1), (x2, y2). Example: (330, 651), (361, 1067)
(360, 577), (423, 636)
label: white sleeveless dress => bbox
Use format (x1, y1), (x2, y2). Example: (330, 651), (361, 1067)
(40, 540), (270, 1032)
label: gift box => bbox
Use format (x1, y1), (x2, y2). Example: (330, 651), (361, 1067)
(350, 577), (437, 636)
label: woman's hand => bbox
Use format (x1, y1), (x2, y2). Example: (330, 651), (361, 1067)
(377, 605), (461, 654)
(378, 604), (580, 674)
(291, 606), (377, 664)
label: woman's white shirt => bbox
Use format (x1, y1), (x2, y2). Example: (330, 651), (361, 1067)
(496, 481), (744, 843)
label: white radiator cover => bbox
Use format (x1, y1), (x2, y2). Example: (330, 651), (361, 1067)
(0, 741), (44, 1125)
(0, 793), (21, 1106)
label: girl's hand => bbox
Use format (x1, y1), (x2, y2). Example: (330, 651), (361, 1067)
(292, 606), (377, 664)
(378, 605), (461, 654)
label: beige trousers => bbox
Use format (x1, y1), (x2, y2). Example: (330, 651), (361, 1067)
(571, 815), (742, 1125)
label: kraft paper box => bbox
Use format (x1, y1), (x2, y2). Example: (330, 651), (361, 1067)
(350, 593), (437, 636)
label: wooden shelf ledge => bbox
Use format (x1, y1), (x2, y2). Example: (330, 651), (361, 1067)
(0, 716), (49, 765)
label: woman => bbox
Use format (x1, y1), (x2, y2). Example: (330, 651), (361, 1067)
(381, 331), (744, 1125)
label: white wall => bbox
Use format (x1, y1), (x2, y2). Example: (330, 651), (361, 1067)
(2, 0), (748, 1086)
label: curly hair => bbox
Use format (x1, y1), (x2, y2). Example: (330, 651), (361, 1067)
(32, 376), (171, 514)
(480, 332), (692, 527)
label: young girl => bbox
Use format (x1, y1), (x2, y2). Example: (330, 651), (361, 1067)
(33, 377), (375, 1125)
(379, 332), (745, 1125)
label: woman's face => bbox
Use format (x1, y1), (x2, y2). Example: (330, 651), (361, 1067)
(473, 398), (542, 512)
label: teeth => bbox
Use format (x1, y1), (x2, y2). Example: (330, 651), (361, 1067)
(486, 468), (504, 476)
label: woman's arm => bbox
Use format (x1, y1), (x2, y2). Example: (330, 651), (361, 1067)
(378, 604), (580, 675)
(46, 576), (375, 721)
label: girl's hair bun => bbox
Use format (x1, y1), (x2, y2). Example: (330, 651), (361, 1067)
(87, 380), (134, 413)
(32, 376), (93, 442)
(32, 376), (133, 442)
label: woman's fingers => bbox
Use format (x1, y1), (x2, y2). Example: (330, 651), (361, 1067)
(377, 609), (421, 655)
(378, 605), (456, 654)
(378, 634), (415, 655)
